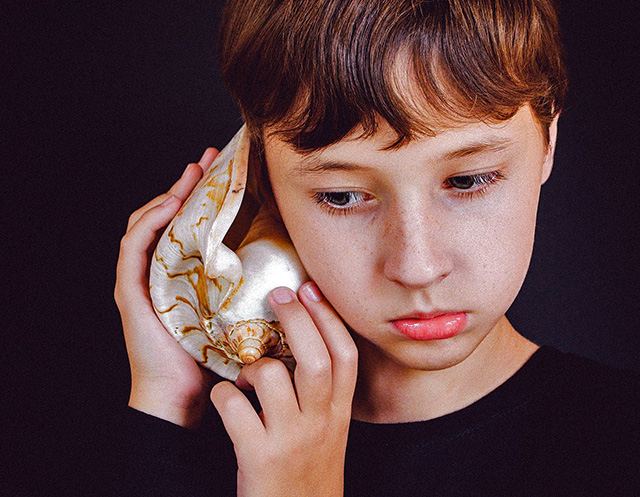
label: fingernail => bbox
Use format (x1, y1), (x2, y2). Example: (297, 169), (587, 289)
(271, 287), (294, 304)
(161, 195), (178, 206)
(181, 163), (195, 178)
(301, 282), (322, 302)
(199, 148), (217, 167)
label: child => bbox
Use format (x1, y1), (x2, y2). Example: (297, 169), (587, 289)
(113, 0), (639, 495)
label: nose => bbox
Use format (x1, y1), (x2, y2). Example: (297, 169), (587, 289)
(382, 205), (453, 289)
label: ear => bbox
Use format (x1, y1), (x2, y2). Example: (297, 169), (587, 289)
(541, 115), (559, 185)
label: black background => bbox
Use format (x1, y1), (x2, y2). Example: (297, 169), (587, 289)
(4, 1), (638, 495)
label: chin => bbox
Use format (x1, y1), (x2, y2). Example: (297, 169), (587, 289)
(360, 331), (489, 373)
(401, 342), (481, 371)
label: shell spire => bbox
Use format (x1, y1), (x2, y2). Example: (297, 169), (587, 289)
(149, 126), (308, 380)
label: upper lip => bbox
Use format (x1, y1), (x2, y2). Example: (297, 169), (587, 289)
(391, 310), (462, 321)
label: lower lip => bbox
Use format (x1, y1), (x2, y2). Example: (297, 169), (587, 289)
(391, 313), (467, 341)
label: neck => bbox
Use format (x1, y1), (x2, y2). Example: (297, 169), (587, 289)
(351, 316), (538, 423)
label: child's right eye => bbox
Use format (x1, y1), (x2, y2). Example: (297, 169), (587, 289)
(443, 170), (506, 199)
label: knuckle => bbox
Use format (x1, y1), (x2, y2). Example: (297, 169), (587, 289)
(128, 208), (144, 225)
(127, 193), (170, 229)
(119, 232), (134, 252)
(211, 381), (238, 405)
(253, 357), (289, 383)
(304, 421), (336, 447)
(300, 355), (331, 379)
(113, 278), (130, 308)
(113, 286), (122, 306)
(337, 341), (359, 366)
(333, 412), (352, 434)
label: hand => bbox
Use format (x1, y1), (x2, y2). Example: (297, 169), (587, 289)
(114, 148), (219, 429)
(211, 283), (358, 497)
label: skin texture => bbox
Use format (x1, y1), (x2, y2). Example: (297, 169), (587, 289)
(264, 105), (556, 422)
(115, 105), (557, 496)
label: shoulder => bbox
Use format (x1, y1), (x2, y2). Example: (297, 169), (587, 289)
(524, 346), (640, 434)
(526, 347), (640, 493)
(533, 346), (640, 412)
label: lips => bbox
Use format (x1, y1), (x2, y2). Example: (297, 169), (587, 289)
(391, 312), (467, 340)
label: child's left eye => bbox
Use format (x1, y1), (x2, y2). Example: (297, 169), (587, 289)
(444, 171), (505, 197)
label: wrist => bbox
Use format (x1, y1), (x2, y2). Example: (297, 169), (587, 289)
(129, 381), (208, 430)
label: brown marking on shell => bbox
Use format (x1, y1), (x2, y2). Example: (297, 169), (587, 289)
(180, 326), (201, 335)
(167, 226), (184, 252)
(154, 251), (170, 271)
(218, 276), (244, 311)
(182, 254), (204, 263)
(155, 302), (180, 314)
(171, 264), (214, 320)
(194, 216), (209, 227)
(202, 344), (234, 362)
(174, 199), (188, 218)
(202, 345), (234, 365)
(211, 279), (224, 292)
(204, 159), (234, 206)
(156, 236), (204, 267)
(174, 296), (203, 321)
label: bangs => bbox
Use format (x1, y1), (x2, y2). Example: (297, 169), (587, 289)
(220, 0), (566, 151)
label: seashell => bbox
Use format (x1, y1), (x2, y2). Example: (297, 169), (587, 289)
(149, 126), (308, 381)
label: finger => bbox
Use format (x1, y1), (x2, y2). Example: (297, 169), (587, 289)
(126, 163), (203, 231)
(268, 287), (333, 414)
(210, 381), (265, 448)
(198, 147), (219, 171)
(235, 358), (300, 430)
(116, 195), (182, 304)
(167, 162), (205, 201)
(298, 282), (358, 409)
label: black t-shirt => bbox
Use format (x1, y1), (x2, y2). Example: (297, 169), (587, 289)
(103, 346), (640, 496)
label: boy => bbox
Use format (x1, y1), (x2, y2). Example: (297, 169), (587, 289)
(113, 0), (639, 495)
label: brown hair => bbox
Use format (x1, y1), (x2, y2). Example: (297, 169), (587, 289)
(219, 0), (567, 151)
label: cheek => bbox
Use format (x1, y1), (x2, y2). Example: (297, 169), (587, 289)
(266, 177), (365, 308)
(294, 224), (371, 290)
(467, 190), (540, 306)
(280, 210), (377, 320)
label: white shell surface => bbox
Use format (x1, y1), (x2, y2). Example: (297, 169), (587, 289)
(149, 126), (308, 380)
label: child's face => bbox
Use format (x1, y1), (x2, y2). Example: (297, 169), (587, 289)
(264, 105), (556, 372)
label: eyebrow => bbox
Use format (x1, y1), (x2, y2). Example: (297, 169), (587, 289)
(292, 160), (371, 176)
(291, 137), (515, 175)
(440, 137), (514, 160)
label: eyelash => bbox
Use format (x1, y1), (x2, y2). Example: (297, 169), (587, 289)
(313, 191), (370, 216)
(443, 170), (506, 200)
(313, 170), (506, 215)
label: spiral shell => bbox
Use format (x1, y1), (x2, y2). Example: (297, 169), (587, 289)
(149, 126), (308, 380)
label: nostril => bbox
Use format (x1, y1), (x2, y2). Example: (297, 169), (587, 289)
(382, 235), (453, 289)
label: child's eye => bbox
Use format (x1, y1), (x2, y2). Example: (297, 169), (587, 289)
(313, 191), (371, 214)
(444, 170), (506, 198)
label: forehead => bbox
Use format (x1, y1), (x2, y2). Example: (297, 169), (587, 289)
(266, 105), (545, 170)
